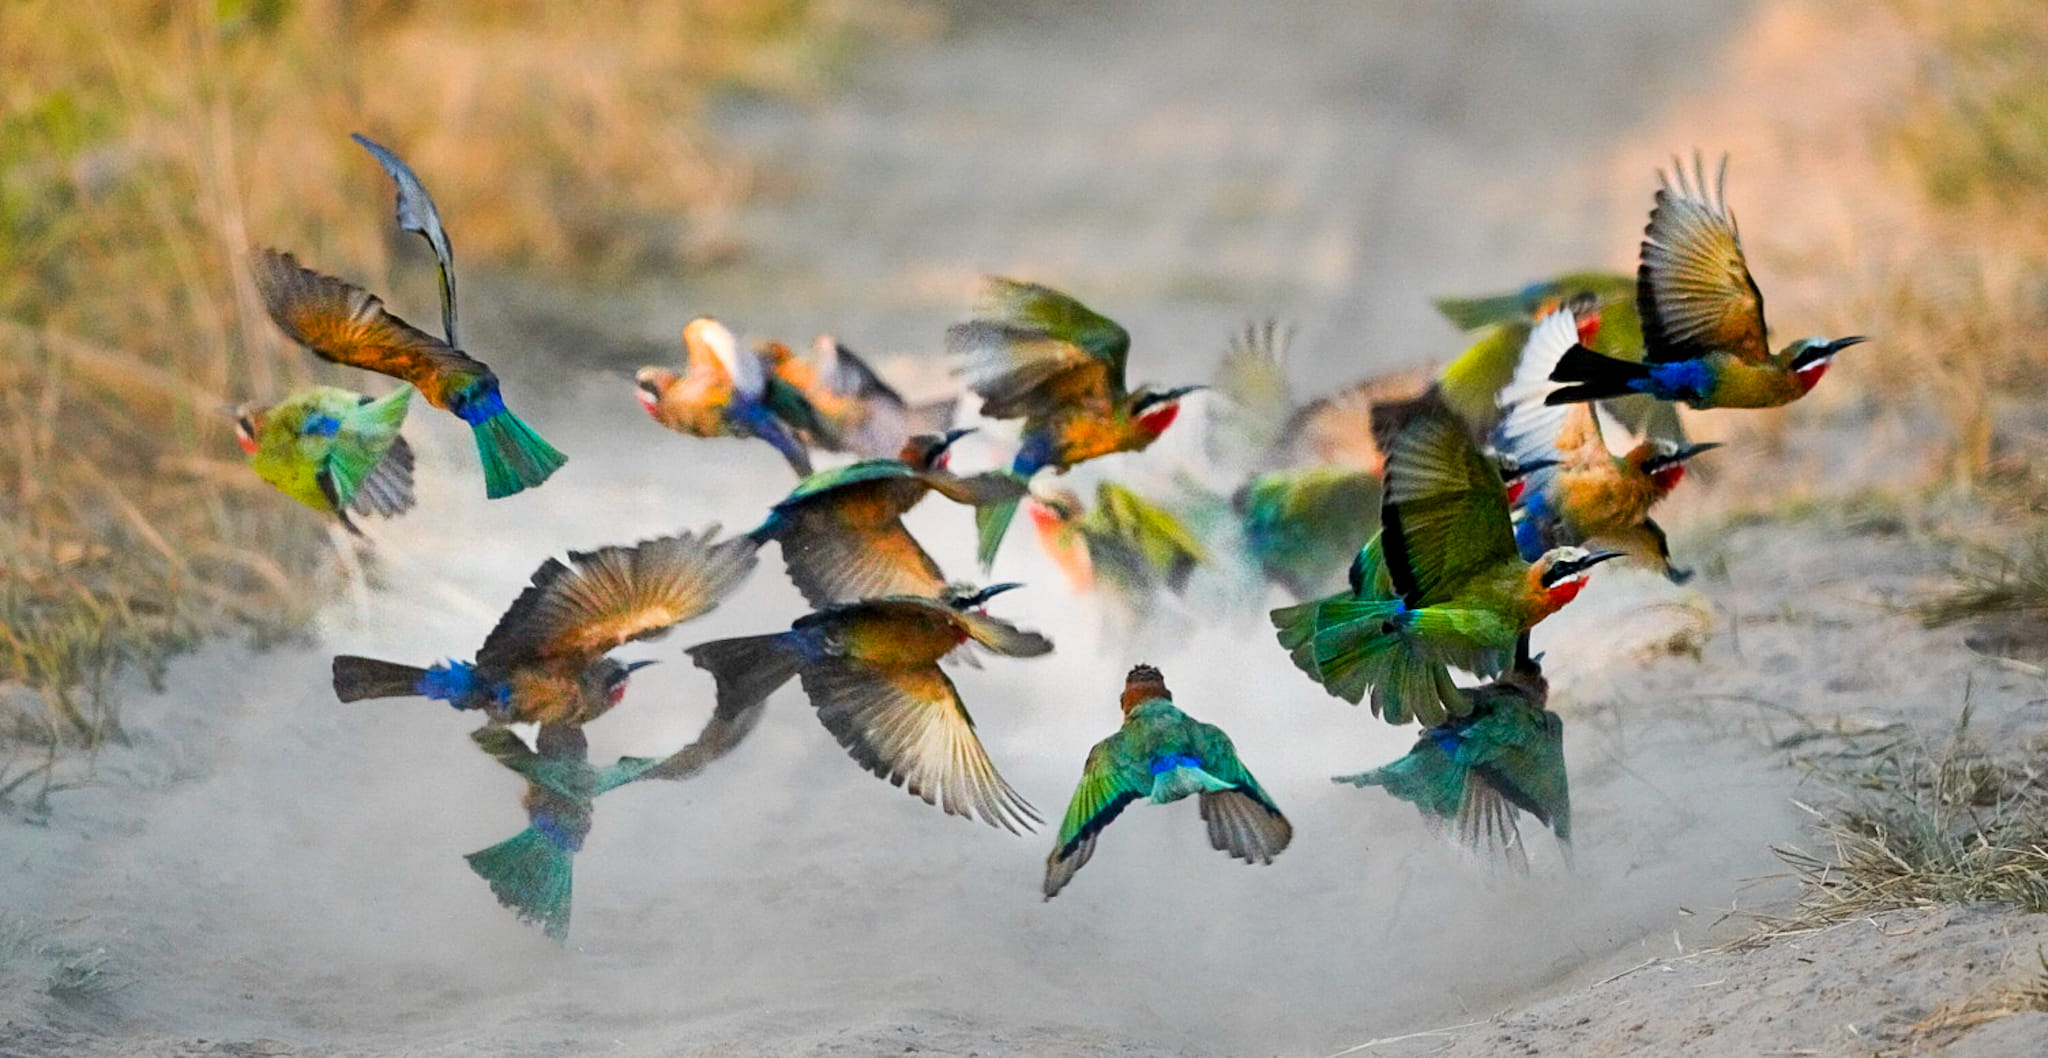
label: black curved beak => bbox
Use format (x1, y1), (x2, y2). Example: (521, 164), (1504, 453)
(1502, 456), (1559, 481)
(935, 426), (978, 455)
(962, 581), (1025, 607)
(1826, 335), (1870, 354)
(1642, 442), (1722, 474)
(624, 659), (659, 675)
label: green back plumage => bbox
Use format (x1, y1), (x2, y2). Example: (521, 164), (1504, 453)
(780, 458), (917, 505)
(1335, 675), (1569, 862)
(1086, 481), (1208, 593)
(246, 385), (413, 520)
(975, 490), (1023, 570)
(765, 374), (842, 448)
(1236, 466), (1380, 597)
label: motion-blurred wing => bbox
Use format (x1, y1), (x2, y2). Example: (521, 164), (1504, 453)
(952, 608), (1054, 659)
(477, 529), (759, 669)
(1044, 733), (1149, 899)
(1207, 319), (1296, 468)
(1380, 402), (1519, 606)
(1093, 482), (1208, 593)
(1637, 154), (1768, 365)
(801, 658), (1040, 833)
(251, 249), (489, 401)
(351, 133), (459, 346)
(948, 276), (1129, 415)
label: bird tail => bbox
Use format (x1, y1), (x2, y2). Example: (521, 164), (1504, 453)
(974, 487), (1026, 571)
(1270, 592), (1459, 726)
(473, 408), (568, 499)
(1545, 345), (1652, 405)
(465, 827), (574, 942)
(685, 634), (802, 726)
(331, 655), (427, 702)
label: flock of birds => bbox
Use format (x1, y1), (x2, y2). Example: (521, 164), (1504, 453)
(231, 136), (1867, 940)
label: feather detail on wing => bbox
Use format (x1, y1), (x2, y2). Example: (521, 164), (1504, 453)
(801, 659), (1040, 833)
(477, 529), (759, 669)
(250, 249), (488, 404)
(1637, 153), (1769, 365)
(1380, 404), (1518, 606)
(1043, 734), (1149, 899)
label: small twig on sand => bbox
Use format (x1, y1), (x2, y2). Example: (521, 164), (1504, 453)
(1321, 1018), (1488, 1057)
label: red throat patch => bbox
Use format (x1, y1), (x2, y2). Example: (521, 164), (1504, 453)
(1794, 358), (1832, 393)
(635, 388), (661, 417)
(1650, 464), (1687, 492)
(1137, 403), (1180, 437)
(1542, 573), (1590, 610)
(235, 428), (259, 455)
(1575, 310), (1603, 346)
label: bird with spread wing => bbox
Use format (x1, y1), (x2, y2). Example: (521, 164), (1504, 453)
(1043, 663), (1291, 900)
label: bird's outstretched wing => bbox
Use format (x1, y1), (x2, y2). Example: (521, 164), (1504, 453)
(948, 276), (1130, 417)
(801, 658), (1040, 833)
(476, 529), (759, 670)
(777, 509), (948, 608)
(1637, 153), (1768, 365)
(1187, 721), (1293, 866)
(251, 249), (490, 405)
(351, 133), (459, 346)
(1379, 400), (1519, 606)
(1043, 733), (1150, 899)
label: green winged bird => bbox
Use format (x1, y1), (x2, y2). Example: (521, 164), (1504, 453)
(1334, 638), (1568, 872)
(1026, 480), (1209, 607)
(1233, 465), (1381, 599)
(233, 384), (415, 535)
(1043, 663), (1292, 900)
(1270, 396), (1622, 726)
(946, 277), (1203, 568)
(747, 429), (1025, 607)
(465, 723), (665, 941)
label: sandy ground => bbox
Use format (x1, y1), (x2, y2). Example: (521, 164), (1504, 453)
(8, 1), (2047, 1056)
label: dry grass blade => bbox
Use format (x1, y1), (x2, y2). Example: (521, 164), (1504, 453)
(1745, 708), (2048, 948)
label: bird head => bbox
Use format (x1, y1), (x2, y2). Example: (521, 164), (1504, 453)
(1781, 335), (1868, 394)
(1529, 546), (1625, 609)
(634, 367), (677, 418)
(1130, 385), (1206, 438)
(1120, 662), (1171, 714)
(1498, 455), (1558, 506)
(1633, 441), (1722, 494)
(599, 658), (659, 708)
(228, 404), (263, 455)
(948, 581), (1024, 613)
(900, 427), (977, 471)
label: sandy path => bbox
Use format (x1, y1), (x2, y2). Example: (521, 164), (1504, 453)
(16, 2), (2043, 1056)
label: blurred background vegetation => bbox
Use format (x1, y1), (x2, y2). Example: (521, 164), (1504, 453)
(0, 0), (926, 800)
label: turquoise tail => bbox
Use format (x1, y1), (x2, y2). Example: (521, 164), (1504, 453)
(473, 409), (568, 499)
(465, 827), (574, 941)
(975, 491), (1023, 571)
(1334, 743), (1463, 821)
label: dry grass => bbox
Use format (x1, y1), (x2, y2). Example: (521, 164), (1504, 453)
(1864, 0), (2048, 481)
(0, 1), (913, 801)
(1757, 707), (2048, 943)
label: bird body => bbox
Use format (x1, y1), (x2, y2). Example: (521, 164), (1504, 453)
(1546, 155), (1866, 411)
(685, 584), (1051, 832)
(1335, 647), (1568, 870)
(234, 383), (415, 533)
(1026, 481), (1208, 603)
(251, 249), (565, 498)
(1234, 465), (1381, 599)
(330, 528), (757, 727)
(750, 431), (1026, 607)
(948, 277), (1201, 567)
(463, 723), (663, 940)
(1272, 398), (1621, 725)
(1043, 664), (1291, 899)
(636, 317), (820, 475)
(1496, 310), (1717, 582)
